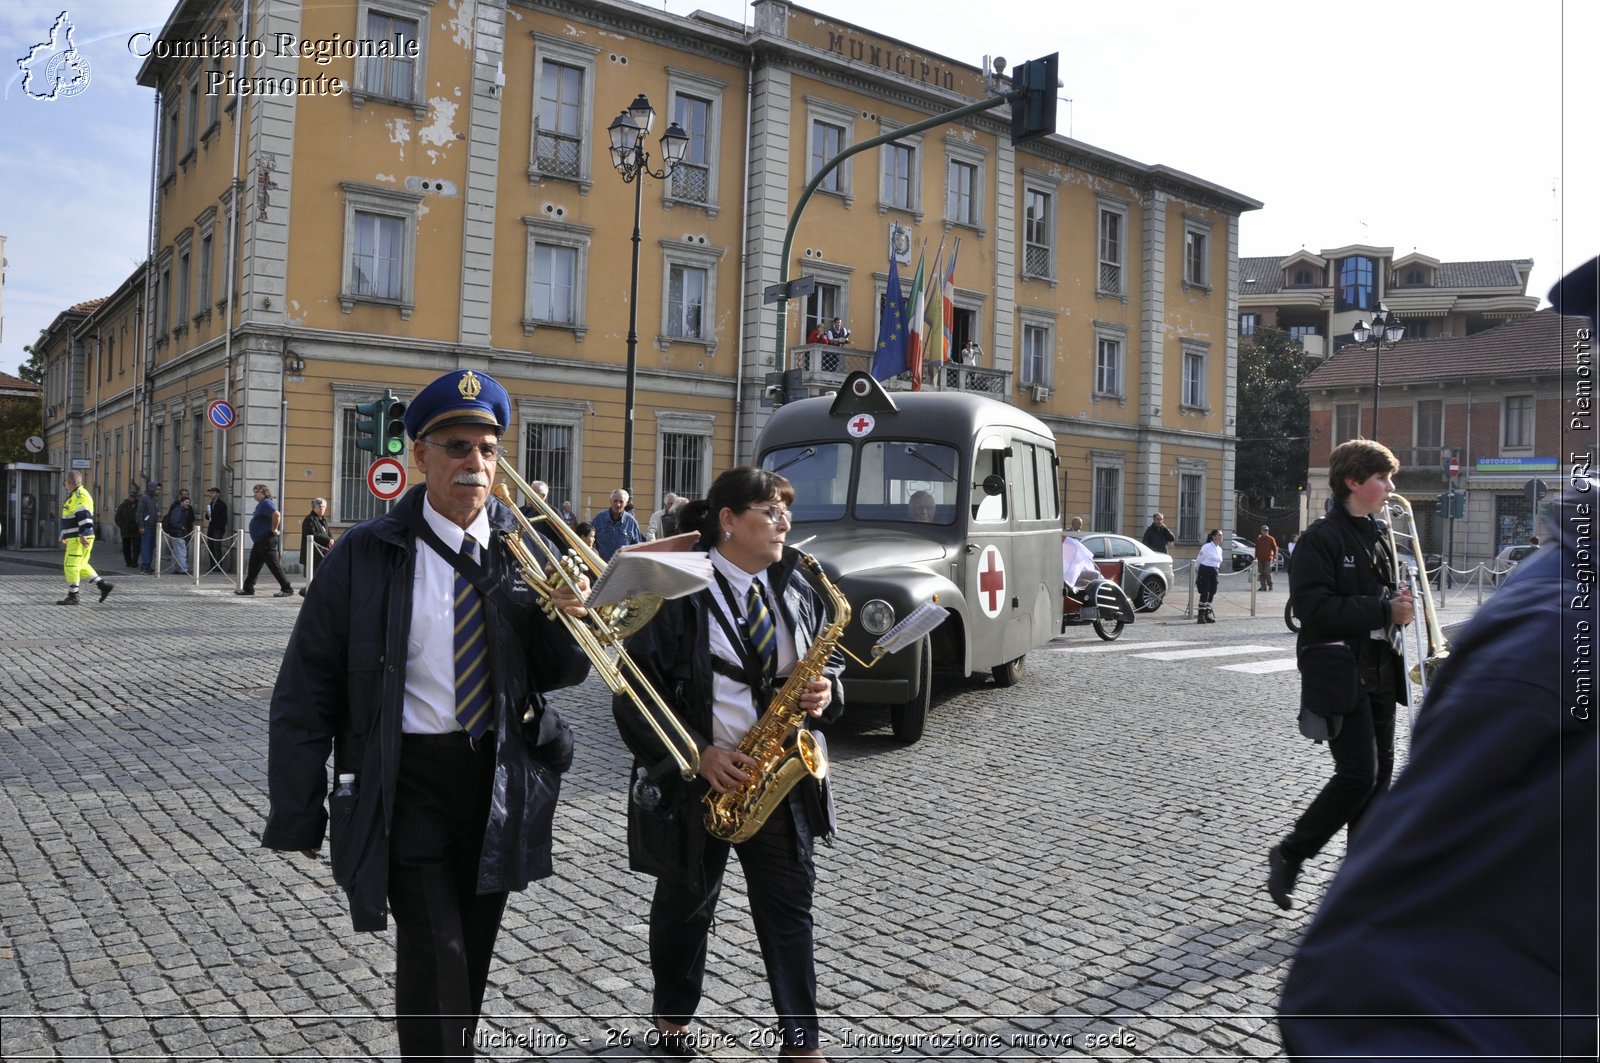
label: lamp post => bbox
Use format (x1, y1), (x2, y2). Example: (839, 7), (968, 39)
(607, 94), (689, 495)
(1352, 303), (1406, 440)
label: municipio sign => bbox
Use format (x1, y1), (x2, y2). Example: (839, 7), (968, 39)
(366, 456), (407, 501)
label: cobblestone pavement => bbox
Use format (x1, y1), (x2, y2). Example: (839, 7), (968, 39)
(0, 558), (1486, 1060)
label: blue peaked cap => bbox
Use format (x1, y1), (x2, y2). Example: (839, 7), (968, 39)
(403, 369), (511, 440)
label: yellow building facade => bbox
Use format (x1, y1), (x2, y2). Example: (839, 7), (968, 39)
(42, 0), (1258, 553)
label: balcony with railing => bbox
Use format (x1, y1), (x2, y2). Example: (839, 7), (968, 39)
(786, 343), (1011, 399)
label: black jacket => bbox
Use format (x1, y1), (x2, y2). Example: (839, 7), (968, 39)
(114, 497), (139, 538)
(164, 500), (196, 537)
(614, 548), (845, 892)
(261, 486), (589, 931)
(206, 497), (229, 538)
(1289, 504), (1406, 707)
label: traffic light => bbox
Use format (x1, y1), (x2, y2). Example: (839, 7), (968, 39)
(1435, 493), (1447, 518)
(1009, 53), (1060, 145)
(355, 393), (408, 456)
(1452, 490), (1467, 519)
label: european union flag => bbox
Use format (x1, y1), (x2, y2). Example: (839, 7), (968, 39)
(870, 252), (907, 381)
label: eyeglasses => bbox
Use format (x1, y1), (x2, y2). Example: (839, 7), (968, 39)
(423, 438), (504, 460)
(746, 504), (792, 525)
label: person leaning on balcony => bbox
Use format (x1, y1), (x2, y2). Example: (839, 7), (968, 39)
(824, 317), (851, 345)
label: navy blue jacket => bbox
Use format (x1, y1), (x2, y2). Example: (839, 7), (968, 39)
(614, 547), (845, 892)
(1280, 485), (1598, 1059)
(261, 486), (589, 931)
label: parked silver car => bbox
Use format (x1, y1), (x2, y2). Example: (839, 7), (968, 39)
(1071, 532), (1174, 612)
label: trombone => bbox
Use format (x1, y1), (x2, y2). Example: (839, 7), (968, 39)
(1385, 493), (1451, 696)
(491, 461), (701, 780)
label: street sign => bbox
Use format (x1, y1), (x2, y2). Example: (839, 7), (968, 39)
(70, 458), (91, 469)
(207, 399), (236, 430)
(366, 456), (407, 501)
(762, 275), (819, 304)
(1448, 456), (1460, 479)
(25, 435), (44, 453)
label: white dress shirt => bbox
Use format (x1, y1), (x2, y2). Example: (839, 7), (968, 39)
(402, 496), (493, 734)
(706, 548), (797, 750)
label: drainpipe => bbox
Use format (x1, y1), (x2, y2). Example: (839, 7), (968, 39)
(733, 49), (755, 463)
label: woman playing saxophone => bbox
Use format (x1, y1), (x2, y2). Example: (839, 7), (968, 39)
(611, 467), (843, 1060)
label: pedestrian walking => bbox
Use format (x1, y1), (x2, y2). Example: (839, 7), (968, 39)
(593, 488), (642, 560)
(236, 485), (295, 597)
(1141, 512), (1175, 554)
(135, 481), (161, 574)
(56, 470), (114, 605)
(1255, 524), (1279, 591)
(1266, 438), (1414, 911)
(300, 497), (332, 572)
(262, 368), (590, 1061)
(114, 491), (139, 567)
(164, 489), (196, 575)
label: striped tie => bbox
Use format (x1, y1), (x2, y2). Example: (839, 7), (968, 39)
(745, 582), (777, 682)
(454, 539), (492, 739)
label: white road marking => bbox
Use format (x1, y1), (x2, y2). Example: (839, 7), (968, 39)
(1050, 639), (1199, 653)
(1133, 644), (1281, 661)
(1218, 658), (1300, 674)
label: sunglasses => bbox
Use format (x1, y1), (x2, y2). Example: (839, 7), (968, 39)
(423, 438), (504, 460)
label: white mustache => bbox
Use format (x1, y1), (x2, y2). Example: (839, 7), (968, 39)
(453, 473), (490, 488)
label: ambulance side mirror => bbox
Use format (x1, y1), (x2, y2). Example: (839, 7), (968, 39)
(981, 474), (1005, 497)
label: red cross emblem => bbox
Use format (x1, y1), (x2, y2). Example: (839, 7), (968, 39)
(977, 545), (1006, 618)
(846, 413), (875, 438)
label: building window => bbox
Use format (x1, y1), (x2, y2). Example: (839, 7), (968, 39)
(176, 251), (191, 329)
(1178, 472), (1203, 543)
(883, 143), (915, 211)
(532, 244), (577, 324)
(1020, 323), (1051, 387)
(1094, 336), (1122, 398)
(671, 93), (712, 204)
(535, 60), (585, 179)
(184, 83), (199, 159)
(1337, 256), (1376, 312)
(660, 430), (708, 501)
(204, 56), (220, 131)
(523, 421), (575, 510)
(1239, 312), (1259, 337)
(1292, 266), (1314, 286)
(1403, 267), (1426, 286)
(667, 264), (707, 340)
(804, 283), (841, 340)
(355, 5), (424, 105)
(1181, 345), (1206, 409)
(1407, 318), (1430, 340)
(1023, 188), (1052, 278)
(158, 264), (171, 336)
(1289, 325), (1318, 346)
(1092, 465), (1120, 533)
(1098, 207), (1124, 295)
(1415, 399), (1443, 468)
(1504, 395), (1534, 448)
(340, 182), (422, 315)
(1184, 225), (1209, 288)
(197, 232), (213, 314)
(1335, 403), (1360, 444)
(659, 242), (723, 349)
(812, 119), (845, 193)
(947, 158), (976, 226)
(163, 99), (179, 178)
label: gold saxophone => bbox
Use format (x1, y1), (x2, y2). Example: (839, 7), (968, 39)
(702, 553), (851, 844)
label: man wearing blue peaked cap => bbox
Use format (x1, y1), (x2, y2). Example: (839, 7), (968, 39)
(264, 365), (590, 1059)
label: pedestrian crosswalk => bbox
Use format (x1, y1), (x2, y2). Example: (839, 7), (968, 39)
(1049, 636), (1299, 675)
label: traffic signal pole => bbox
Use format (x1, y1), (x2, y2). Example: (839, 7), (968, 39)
(766, 56), (1055, 416)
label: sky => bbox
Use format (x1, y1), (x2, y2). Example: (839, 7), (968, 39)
(2, 0), (1596, 381)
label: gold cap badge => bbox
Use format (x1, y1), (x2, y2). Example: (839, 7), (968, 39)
(458, 371), (483, 400)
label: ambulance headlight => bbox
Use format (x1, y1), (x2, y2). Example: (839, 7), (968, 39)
(859, 599), (895, 635)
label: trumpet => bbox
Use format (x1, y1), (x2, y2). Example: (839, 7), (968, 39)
(491, 462), (700, 780)
(1385, 493), (1450, 690)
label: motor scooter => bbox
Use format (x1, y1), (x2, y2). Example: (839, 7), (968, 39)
(1061, 574), (1138, 641)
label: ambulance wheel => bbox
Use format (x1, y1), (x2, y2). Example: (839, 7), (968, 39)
(1092, 616), (1125, 641)
(1284, 599), (1301, 633)
(890, 636), (932, 744)
(991, 654), (1026, 687)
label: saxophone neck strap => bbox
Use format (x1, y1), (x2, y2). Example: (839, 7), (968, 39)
(708, 571), (778, 701)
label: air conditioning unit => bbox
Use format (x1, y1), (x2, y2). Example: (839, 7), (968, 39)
(1030, 385), (1052, 402)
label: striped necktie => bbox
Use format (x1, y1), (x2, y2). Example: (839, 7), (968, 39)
(454, 539), (492, 739)
(745, 581), (778, 682)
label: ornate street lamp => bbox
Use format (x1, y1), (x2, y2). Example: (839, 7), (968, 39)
(607, 95), (689, 494)
(1352, 303), (1406, 440)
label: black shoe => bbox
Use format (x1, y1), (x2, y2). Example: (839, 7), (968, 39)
(55, 593), (80, 606)
(649, 1029), (704, 1060)
(98, 582), (115, 603)
(273, 589), (295, 598)
(234, 589), (255, 596)
(140, 567), (155, 575)
(1267, 844), (1301, 910)
(297, 588), (307, 597)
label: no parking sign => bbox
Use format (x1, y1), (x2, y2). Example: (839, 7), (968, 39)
(207, 399), (236, 430)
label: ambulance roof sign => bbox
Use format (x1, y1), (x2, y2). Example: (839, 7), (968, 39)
(828, 371), (898, 417)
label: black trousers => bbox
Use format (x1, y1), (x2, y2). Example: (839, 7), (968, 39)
(122, 532), (138, 566)
(243, 537), (292, 593)
(1197, 564), (1219, 604)
(650, 799), (820, 1051)
(1282, 691), (1396, 860)
(389, 734), (507, 1061)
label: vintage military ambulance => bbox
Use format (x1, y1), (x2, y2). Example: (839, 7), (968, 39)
(755, 372), (1062, 742)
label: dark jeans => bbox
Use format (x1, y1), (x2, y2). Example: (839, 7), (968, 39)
(1283, 691), (1397, 860)
(650, 800), (820, 1051)
(389, 735), (505, 1061)
(139, 527), (155, 569)
(243, 536), (292, 593)
(122, 532), (138, 566)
